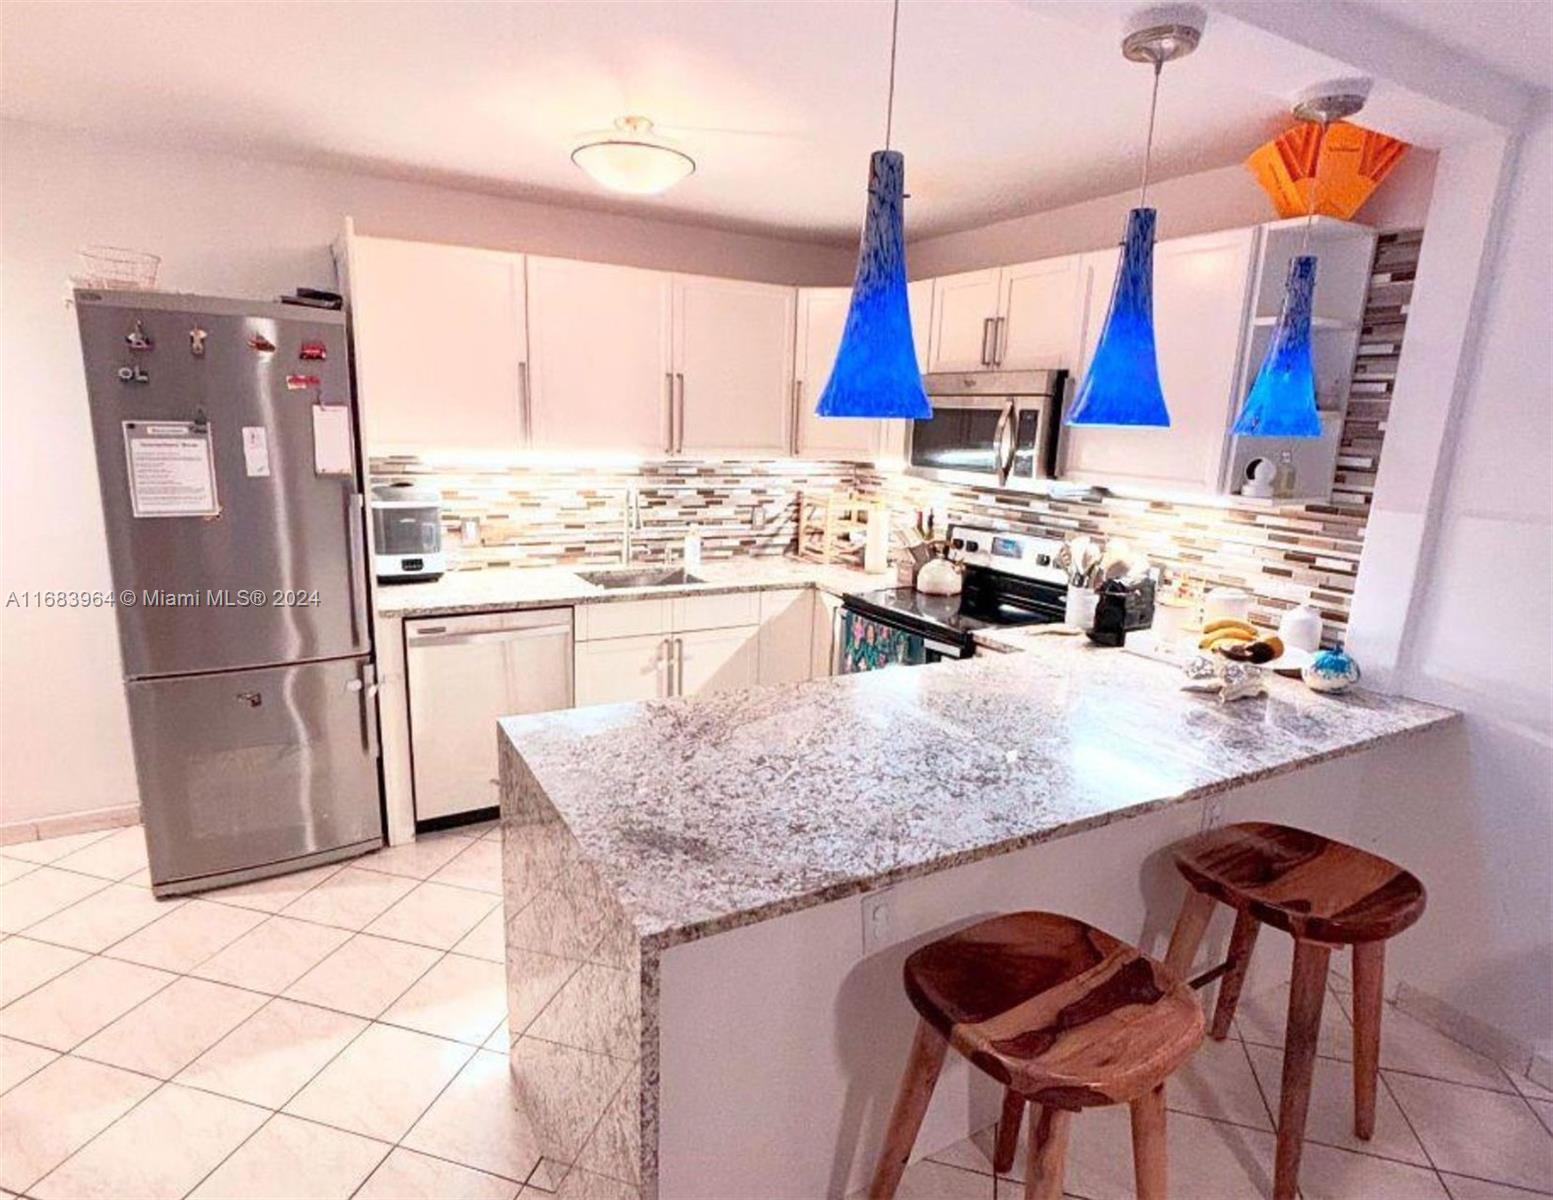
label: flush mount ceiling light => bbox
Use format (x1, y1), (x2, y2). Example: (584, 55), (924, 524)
(571, 116), (695, 196)
(815, 0), (930, 421)
(1232, 83), (1370, 439)
(1065, 5), (1204, 430)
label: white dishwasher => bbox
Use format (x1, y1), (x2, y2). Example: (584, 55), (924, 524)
(406, 608), (573, 826)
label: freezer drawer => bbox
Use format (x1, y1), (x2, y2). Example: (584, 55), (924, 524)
(407, 609), (573, 824)
(127, 656), (382, 895)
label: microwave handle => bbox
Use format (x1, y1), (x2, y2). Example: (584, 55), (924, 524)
(993, 401), (1015, 483)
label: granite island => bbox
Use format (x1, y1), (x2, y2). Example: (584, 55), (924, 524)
(495, 636), (1456, 1200)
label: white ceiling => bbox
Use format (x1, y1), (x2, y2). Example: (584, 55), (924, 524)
(4, 1), (1539, 246)
(1349, 0), (1553, 94)
(0, 0), (1301, 244)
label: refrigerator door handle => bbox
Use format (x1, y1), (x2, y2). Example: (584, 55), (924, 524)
(345, 491), (370, 653)
(358, 661), (380, 758)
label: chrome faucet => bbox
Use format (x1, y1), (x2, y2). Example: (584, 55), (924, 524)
(621, 485), (642, 564)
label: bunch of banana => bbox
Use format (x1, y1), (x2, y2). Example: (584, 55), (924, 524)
(1197, 618), (1258, 652)
(1197, 619), (1284, 664)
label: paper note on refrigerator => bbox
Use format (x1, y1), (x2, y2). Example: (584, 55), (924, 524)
(123, 421), (220, 517)
(311, 404), (353, 476)
(241, 426), (271, 477)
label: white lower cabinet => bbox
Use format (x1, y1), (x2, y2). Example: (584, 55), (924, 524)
(757, 589), (815, 686)
(573, 590), (820, 708)
(574, 633), (671, 707)
(678, 626), (760, 696)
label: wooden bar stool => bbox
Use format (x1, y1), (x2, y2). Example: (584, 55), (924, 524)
(869, 911), (1204, 1200)
(1163, 822), (1426, 1200)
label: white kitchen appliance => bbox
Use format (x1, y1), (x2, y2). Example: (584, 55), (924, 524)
(406, 608), (573, 827)
(371, 482), (445, 582)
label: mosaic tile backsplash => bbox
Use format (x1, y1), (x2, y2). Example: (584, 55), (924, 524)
(372, 231), (1419, 645)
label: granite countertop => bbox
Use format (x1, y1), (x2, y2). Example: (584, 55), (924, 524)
(374, 556), (896, 618)
(501, 635), (1458, 953)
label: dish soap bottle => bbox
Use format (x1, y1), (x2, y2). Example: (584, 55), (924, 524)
(683, 525), (702, 570)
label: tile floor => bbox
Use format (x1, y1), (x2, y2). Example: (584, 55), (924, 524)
(0, 823), (1549, 1199)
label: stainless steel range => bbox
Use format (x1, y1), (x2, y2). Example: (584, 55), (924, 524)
(837, 526), (1068, 672)
(75, 289), (382, 897)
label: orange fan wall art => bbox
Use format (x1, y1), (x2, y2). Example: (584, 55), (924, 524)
(1246, 120), (1409, 220)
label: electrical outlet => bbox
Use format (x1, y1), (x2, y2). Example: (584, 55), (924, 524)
(861, 888), (894, 955)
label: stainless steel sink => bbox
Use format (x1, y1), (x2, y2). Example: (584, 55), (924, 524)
(577, 567), (705, 589)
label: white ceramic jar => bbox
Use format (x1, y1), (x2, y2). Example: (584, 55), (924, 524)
(1203, 587), (1252, 626)
(1278, 602), (1323, 653)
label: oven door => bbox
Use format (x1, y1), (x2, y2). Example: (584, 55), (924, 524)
(906, 396), (1016, 489)
(837, 608), (967, 674)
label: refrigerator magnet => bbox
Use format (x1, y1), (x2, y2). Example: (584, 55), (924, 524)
(125, 321), (153, 351)
(190, 327), (208, 357)
(311, 405), (353, 476)
(247, 333), (277, 353)
(285, 373), (321, 391)
(298, 341), (328, 361)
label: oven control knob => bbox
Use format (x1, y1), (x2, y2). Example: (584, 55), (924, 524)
(1035, 553), (1051, 566)
(963, 539), (979, 553)
(950, 537), (964, 550)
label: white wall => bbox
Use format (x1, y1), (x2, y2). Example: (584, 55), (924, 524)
(907, 151), (1438, 278)
(0, 118), (854, 830)
(1350, 109), (1553, 1060)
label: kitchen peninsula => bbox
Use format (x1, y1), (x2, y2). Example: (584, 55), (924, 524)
(496, 637), (1455, 1200)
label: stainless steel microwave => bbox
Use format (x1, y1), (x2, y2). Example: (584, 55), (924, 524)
(907, 370), (1067, 492)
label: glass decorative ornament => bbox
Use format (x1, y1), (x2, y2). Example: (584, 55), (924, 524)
(1066, 206), (1170, 427)
(1232, 254), (1323, 437)
(571, 117), (695, 196)
(1065, 14), (1203, 430)
(815, 149), (929, 419)
(814, 0), (930, 420)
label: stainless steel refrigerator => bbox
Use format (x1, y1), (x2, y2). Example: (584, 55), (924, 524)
(75, 289), (382, 897)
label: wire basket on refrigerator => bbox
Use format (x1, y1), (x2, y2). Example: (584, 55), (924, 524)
(75, 245), (161, 290)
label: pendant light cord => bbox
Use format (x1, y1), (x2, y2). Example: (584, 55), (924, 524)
(1137, 60), (1163, 207)
(1301, 117), (1329, 253)
(884, 0), (901, 149)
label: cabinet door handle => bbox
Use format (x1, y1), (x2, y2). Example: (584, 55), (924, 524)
(980, 317), (995, 366)
(675, 636), (685, 696)
(518, 360), (532, 444)
(791, 379), (803, 455)
(664, 372), (675, 453)
(994, 316), (1007, 366)
(674, 373), (686, 453)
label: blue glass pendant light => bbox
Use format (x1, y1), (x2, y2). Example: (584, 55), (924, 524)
(815, 0), (930, 420)
(1232, 254), (1322, 436)
(1233, 89), (1367, 438)
(1067, 16), (1202, 429)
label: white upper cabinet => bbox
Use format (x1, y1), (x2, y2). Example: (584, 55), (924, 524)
(793, 279), (930, 459)
(347, 236), (527, 451)
(1062, 227), (1258, 494)
(926, 258), (1083, 373)
(673, 275), (794, 456)
(926, 267), (1002, 371)
(527, 256), (673, 453)
(996, 256), (1083, 370)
